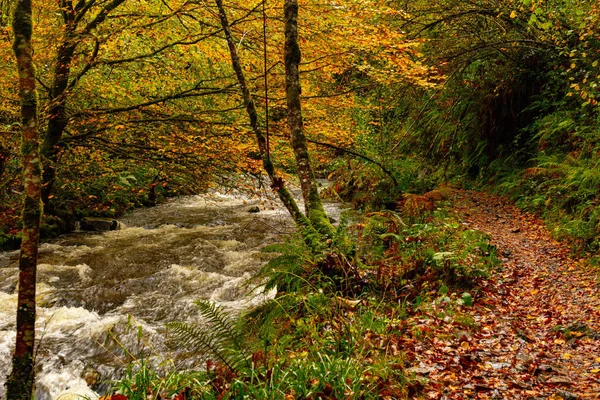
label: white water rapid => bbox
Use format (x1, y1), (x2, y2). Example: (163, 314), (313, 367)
(0, 191), (342, 399)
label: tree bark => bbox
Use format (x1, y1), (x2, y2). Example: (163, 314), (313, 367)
(214, 0), (308, 227)
(6, 0), (43, 398)
(283, 0), (333, 237)
(41, 39), (76, 205)
(41, 0), (127, 205)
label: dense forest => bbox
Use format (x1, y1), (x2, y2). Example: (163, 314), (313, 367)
(1, 0), (599, 398)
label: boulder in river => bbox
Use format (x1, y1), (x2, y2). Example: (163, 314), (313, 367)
(54, 384), (99, 400)
(80, 217), (120, 232)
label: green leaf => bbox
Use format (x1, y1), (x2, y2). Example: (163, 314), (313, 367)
(461, 292), (473, 307)
(438, 284), (449, 295)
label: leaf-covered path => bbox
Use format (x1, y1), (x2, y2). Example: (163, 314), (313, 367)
(413, 190), (600, 399)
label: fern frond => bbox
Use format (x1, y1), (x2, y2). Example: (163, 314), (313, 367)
(167, 301), (251, 373)
(167, 321), (235, 371)
(195, 301), (249, 367)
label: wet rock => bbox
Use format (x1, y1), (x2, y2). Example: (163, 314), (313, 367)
(80, 217), (120, 232)
(54, 385), (99, 400)
(247, 206), (261, 213)
(82, 365), (101, 386)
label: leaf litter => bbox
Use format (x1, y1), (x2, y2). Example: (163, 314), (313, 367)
(405, 190), (600, 399)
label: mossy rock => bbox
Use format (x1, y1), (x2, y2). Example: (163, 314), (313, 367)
(0, 232), (21, 251)
(80, 217), (120, 232)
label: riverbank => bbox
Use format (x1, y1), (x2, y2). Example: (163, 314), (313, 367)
(102, 187), (600, 399)
(1, 191), (336, 399)
(102, 187), (502, 398)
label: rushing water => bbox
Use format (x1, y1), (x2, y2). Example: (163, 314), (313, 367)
(0, 191), (342, 399)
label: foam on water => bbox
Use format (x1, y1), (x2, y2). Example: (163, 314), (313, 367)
(0, 190), (344, 399)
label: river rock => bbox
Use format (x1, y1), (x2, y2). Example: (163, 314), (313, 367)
(82, 365), (101, 386)
(80, 217), (120, 232)
(54, 385), (99, 400)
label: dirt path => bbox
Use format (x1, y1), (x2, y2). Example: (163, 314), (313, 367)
(413, 190), (600, 399)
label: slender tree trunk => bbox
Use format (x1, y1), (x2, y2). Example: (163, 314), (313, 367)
(214, 0), (308, 227)
(41, 39), (76, 206)
(41, 0), (127, 205)
(40, 0), (78, 206)
(283, 0), (333, 237)
(6, 0), (43, 398)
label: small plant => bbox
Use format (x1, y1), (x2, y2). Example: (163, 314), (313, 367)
(167, 301), (252, 374)
(111, 359), (207, 399)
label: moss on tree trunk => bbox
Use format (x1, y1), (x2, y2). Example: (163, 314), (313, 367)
(214, 0), (309, 228)
(284, 0), (334, 238)
(6, 0), (42, 398)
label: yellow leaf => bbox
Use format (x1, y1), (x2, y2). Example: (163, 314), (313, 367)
(510, 10), (517, 18)
(562, 353), (572, 359)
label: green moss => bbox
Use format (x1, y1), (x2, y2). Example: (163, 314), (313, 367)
(307, 207), (334, 238)
(21, 196), (42, 228)
(20, 140), (33, 156)
(6, 353), (35, 399)
(0, 232), (21, 250)
(11, 1), (33, 56)
(263, 157), (275, 176)
(22, 90), (37, 108)
(32, 162), (41, 177)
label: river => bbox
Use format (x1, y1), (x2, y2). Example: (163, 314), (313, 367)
(0, 190), (342, 399)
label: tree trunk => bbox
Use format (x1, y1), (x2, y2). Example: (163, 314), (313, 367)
(40, 0), (79, 206)
(40, 39), (76, 206)
(41, 0), (127, 206)
(283, 0), (333, 237)
(214, 0), (308, 227)
(6, 0), (43, 398)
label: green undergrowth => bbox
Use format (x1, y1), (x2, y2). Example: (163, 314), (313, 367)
(107, 192), (498, 399)
(496, 155), (600, 256)
(0, 165), (181, 250)
(479, 105), (600, 263)
(324, 156), (443, 211)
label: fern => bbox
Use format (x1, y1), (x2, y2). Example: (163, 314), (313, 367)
(167, 301), (250, 373)
(257, 237), (314, 293)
